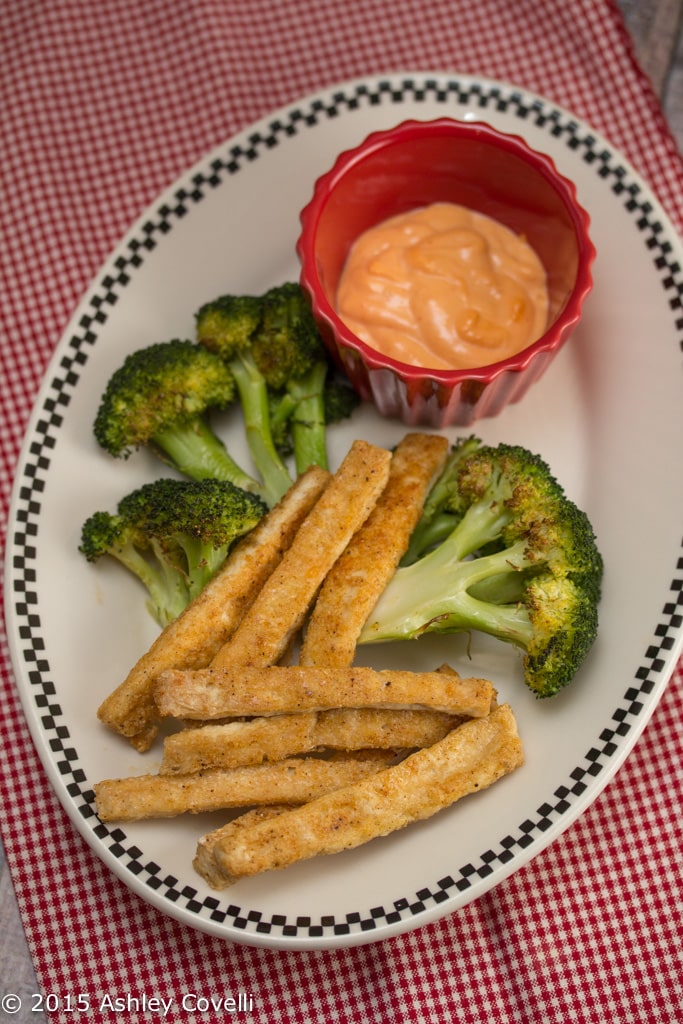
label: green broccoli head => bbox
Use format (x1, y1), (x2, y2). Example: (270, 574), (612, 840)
(93, 339), (264, 497)
(323, 377), (361, 425)
(359, 437), (604, 698)
(94, 339), (235, 456)
(79, 509), (137, 563)
(522, 574), (600, 696)
(250, 282), (322, 390)
(80, 477), (267, 626)
(195, 283), (323, 389)
(195, 294), (263, 360)
(118, 476), (266, 580)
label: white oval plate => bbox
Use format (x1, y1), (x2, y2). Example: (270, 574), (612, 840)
(5, 73), (683, 949)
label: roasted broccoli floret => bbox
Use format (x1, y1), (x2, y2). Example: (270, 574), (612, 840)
(358, 437), (604, 698)
(195, 290), (296, 503)
(79, 509), (188, 626)
(93, 339), (264, 499)
(196, 283), (356, 486)
(80, 477), (266, 626)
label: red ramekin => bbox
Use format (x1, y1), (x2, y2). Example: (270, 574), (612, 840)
(297, 118), (595, 427)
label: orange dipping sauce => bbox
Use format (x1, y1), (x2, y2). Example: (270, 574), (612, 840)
(336, 202), (549, 370)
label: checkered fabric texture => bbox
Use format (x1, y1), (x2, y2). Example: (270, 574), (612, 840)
(1, 2), (682, 1022)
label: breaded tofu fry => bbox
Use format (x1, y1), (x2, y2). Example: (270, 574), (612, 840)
(206, 704), (524, 886)
(160, 708), (461, 774)
(160, 714), (318, 774)
(94, 750), (396, 822)
(312, 707), (461, 751)
(209, 439), (392, 670)
(154, 664), (495, 720)
(300, 433), (449, 667)
(96, 466), (330, 751)
(194, 807), (291, 889)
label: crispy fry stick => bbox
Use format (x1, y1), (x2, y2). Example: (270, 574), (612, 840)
(194, 807), (291, 889)
(209, 439), (392, 671)
(154, 664), (495, 720)
(300, 432), (449, 667)
(203, 704), (524, 887)
(96, 466), (330, 751)
(160, 708), (462, 774)
(93, 750), (396, 822)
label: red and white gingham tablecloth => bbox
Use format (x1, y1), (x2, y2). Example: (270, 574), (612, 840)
(1, 2), (682, 1022)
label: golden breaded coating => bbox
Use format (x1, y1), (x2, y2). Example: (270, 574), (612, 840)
(194, 807), (291, 890)
(154, 664), (495, 720)
(312, 707), (461, 750)
(209, 439), (392, 671)
(93, 750), (397, 822)
(161, 714), (318, 774)
(160, 708), (461, 774)
(205, 704), (524, 886)
(96, 465), (330, 750)
(301, 432), (449, 667)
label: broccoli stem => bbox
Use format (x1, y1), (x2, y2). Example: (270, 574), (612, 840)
(173, 537), (228, 601)
(269, 392), (297, 444)
(441, 500), (514, 561)
(405, 493), (512, 566)
(361, 534), (534, 647)
(424, 588), (533, 646)
(468, 571), (528, 605)
(401, 512), (458, 564)
(288, 361), (329, 473)
(116, 541), (188, 626)
(401, 436), (483, 563)
(153, 418), (265, 498)
(228, 351), (294, 506)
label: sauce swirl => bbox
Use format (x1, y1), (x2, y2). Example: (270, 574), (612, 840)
(336, 202), (549, 370)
